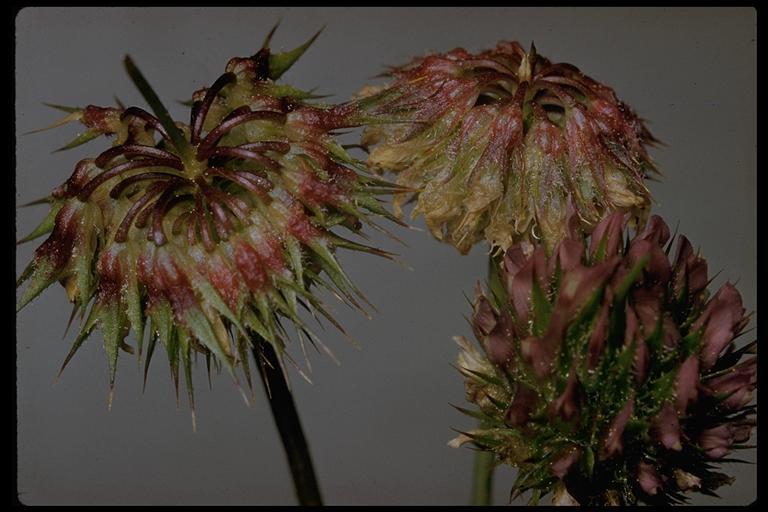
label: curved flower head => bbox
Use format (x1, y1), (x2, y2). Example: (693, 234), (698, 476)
(354, 41), (658, 254)
(17, 30), (401, 415)
(452, 213), (756, 505)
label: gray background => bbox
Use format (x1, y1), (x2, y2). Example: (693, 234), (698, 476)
(15, 7), (756, 506)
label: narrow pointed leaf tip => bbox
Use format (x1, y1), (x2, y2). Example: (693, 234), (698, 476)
(268, 26), (325, 80)
(123, 55), (193, 162)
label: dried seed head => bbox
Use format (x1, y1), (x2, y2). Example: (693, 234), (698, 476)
(17, 29), (401, 414)
(353, 41), (658, 254)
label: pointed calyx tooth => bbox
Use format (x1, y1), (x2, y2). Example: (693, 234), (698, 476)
(452, 212), (757, 504)
(517, 46), (533, 83)
(354, 40), (657, 254)
(17, 28), (402, 414)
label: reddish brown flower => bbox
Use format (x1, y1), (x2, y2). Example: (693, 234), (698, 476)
(354, 42), (657, 253)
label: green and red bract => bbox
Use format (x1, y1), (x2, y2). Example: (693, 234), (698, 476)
(452, 212), (756, 505)
(17, 31), (402, 415)
(353, 41), (658, 254)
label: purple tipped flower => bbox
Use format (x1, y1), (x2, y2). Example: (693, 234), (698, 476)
(453, 213), (756, 505)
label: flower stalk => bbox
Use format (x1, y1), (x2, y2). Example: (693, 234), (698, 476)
(254, 336), (323, 506)
(471, 444), (495, 505)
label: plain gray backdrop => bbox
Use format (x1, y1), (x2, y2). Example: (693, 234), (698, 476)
(15, 7), (756, 506)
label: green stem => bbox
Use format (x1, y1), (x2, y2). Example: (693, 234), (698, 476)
(253, 338), (323, 506)
(471, 448), (495, 505)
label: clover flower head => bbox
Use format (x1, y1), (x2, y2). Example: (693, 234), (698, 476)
(17, 29), (401, 416)
(453, 212), (756, 505)
(355, 41), (658, 254)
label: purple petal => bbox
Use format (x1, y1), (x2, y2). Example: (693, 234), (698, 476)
(556, 238), (584, 272)
(696, 283), (746, 370)
(520, 333), (559, 378)
(589, 212), (625, 259)
(675, 356), (700, 412)
(550, 367), (580, 421)
(703, 357), (757, 410)
(472, 292), (498, 336)
(627, 239), (671, 284)
(672, 236), (709, 297)
(654, 402), (682, 451)
(505, 384), (539, 427)
(483, 314), (517, 370)
(634, 338), (649, 385)
(503, 244), (529, 278)
(631, 288), (660, 337)
(588, 303), (610, 368)
(551, 446), (581, 479)
(662, 316), (682, 348)
(602, 397), (634, 458)
(638, 461), (663, 495)
(510, 258), (534, 322)
(639, 215), (670, 246)
(557, 257), (620, 318)
(699, 425), (732, 459)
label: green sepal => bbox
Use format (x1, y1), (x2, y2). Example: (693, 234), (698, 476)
(100, 299), (128, 393)
(17, 201), (64, 244)
(679, 329), (702, 358)
(530, 279), (552, 337)
(354, 194), (407, 226)
(180, 258), (248, 338)
(53, 130), (101, 152)
(306, 239), (369, 311)
(122, 265), (145, 357)
(614, 255), (649, 304)
(236, 333), (254, 393)
(267, 27), (324, 80)
(487, 254), (508, 309)
(43, 102), (81, 113)
(639, 369), (678, 417)
(182, 307), (234, 371)
(451, 404), (497, 423)
(259, 82), (322, 100)
(285, 236), (304, 284)
(593, 229), (609, 263)
(164, 326), (181, 404)
(242, 306), (274, 346)
(178, 329), (195, 412)
(583, 446), (595, 477)
(69, 208), (99, 306)
(326, 232), (396, 259)
(142, 330), (158, 391)
(57, 302), (101, 378)
(145, 301), (174, 390)
(16, 258), (58, 312)
(483, 390), (510, 412)
(460, 366), (504, 388)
